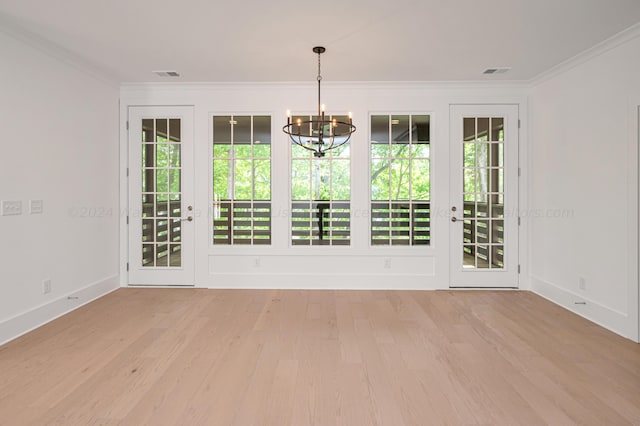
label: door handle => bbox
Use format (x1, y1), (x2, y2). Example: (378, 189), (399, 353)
(182, 205), (194, 221)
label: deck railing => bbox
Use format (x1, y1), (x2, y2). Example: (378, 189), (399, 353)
(462, 201), (504, 267)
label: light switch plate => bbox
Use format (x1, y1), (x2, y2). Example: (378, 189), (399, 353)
(30, 200), (43, 214)
(1, 200), (22, 216)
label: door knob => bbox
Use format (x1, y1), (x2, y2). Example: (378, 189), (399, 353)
(181, 216), (193, 222)
(451, 217), (458, 222)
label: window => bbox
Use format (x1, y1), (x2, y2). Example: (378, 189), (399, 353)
(463, 117), (505, 268)
(370, 114), (431, 245)
(141, 118), (183, 265)
(291, 114), (350, 245)
(212, 115), (271, 245)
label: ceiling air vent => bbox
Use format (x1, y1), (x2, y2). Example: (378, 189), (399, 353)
(483, 67), (511, 75)
(153, 70), (180, 77)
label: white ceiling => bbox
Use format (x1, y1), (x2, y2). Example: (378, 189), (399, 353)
(1, 0), (640, 83)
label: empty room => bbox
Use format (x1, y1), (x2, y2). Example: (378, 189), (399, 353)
(1, 0), (639, 424)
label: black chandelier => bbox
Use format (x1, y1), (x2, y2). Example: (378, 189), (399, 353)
(283, 46), (356, 158)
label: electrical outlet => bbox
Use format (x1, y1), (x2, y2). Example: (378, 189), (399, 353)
(579, 277), (586, 291)
(1, 200), (22, 216)
(384, 258), (392, 269)
(43, 279), (52, 294)
(30, 200), (43, 214)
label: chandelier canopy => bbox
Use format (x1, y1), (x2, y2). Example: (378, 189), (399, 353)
(283, 46), (356, 158)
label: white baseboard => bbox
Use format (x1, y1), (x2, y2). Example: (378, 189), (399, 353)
(0, 275), (119, 346)
(530, 275), (637, 342)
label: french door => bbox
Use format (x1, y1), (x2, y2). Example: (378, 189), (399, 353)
(128, 106), (195, 286)
(449, 105), (519, 288)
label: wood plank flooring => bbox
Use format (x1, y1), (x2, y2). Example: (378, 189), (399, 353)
(0, 289), (639, 425)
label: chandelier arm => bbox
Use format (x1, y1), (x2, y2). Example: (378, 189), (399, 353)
(329, 134), (351, 151)
(286, 132), (322, 156)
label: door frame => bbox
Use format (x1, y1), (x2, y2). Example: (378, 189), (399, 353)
(449, 104), (520, 288)
(125, 105), (196, 286)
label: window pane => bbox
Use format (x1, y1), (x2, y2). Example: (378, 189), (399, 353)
(331, 143), (350, 158)
(234, 145), (252, 159)
(254, 160), (271, 200)
(391, 144), (410, 158)
(412, 115), (430, 142)
(371, 144), (389, 158)
(411, 143), (429, 158)
(332, 160), (350, 200)
(169, 119), (181, 142)
(291, 160), (310, 200)
(234, 160), (253, 199)
(390, 159), (411, 200)
(155, 144), (168, 167)
(312, 160), (331, 201)
(292, 142), (311, 158)
(464, 118), (475, 141)
(371, 160), (389, 201)
(411, 159), (430, 200)
(371, 115), (389, 144)
(213, 145), (231, 159)
(142, 119), (154, 142)
(156, 169), (168, 192)
(491, 118), (503, 142)
(391, 115), (409, 142)
(156, 119), (168, 142)
(169, 169), (180, 193)
(213, 116), (231, 142)
(477, 118), (489, 141)
(233, 116), (251, 143)
(169, 144), (180, 167)
(253, 144), (270, 159)
(253, 116), (271, 144)
(213, 159), (231, 199)
(464, 143), (475, 168)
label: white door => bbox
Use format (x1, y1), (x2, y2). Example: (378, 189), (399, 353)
(449, 105), (519, 288)
(128, 106), (195, 286)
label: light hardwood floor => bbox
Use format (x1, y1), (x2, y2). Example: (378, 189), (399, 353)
(0, 289), (639, 425)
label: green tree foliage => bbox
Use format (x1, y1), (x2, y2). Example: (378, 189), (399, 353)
(213, 144), (271, 201)
(371, 142), (430, 201)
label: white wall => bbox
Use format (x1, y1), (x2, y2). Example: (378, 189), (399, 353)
(0, 30), (120, 344)
(529, 31), (640, 341)
(120, 83), (528, 290)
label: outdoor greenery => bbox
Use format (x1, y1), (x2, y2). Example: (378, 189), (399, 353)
(213, 144), (271, 201)
(370, 142), (430, 201)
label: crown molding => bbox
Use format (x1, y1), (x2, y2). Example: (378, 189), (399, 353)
(530, 22), (640, 87)
(0, 13), (120, 87)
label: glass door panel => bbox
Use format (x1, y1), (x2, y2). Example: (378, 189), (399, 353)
(450, 105), (518, 288)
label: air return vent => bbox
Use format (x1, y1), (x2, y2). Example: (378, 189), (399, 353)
(153, 70), (180, 77)
(483, 67), (511, 75)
